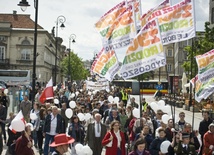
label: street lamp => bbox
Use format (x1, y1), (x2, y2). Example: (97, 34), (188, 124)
(54, 15), (66, 85)
(18, 0), (38, 103)
(68, 34), (76, 82)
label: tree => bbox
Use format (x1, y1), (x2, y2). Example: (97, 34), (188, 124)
(182, 22), (214, 78)
(60, 51), (89, 81)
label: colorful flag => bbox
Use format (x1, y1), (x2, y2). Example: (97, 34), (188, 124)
(91, 48), (120, 81)
(39, 78), (54, 104)
(141, 0), (195, 45)
(95, 0), (140, 52)
(120, 19), (166, 79)
(195, 49), (214, 102)
(140, 0), (170, 27)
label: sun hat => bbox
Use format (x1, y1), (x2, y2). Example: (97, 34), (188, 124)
(49, 134), (75, 147)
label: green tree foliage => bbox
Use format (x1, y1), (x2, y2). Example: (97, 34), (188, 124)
(60, 52), (89, 81)
(182, 22), (214, 78)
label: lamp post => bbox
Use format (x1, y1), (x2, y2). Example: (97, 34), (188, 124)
(54, 15), (66, 85)
(68, 34), (76, 82)
(18, 0), (38, 103)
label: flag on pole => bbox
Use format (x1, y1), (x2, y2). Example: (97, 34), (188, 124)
(39, 78), (54, 104)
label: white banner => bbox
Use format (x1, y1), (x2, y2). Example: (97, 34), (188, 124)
(120, 19), (166, 79)
(86, 80), (109, 91)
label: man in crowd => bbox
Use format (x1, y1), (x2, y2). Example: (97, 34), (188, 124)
(174, 132), (196, 155)
(86, 113), (107, 155)
(175, 112), (188, 131)
(199, 111), (213, 155)
(43, 106), (63, 155)
(19, 95), (32, 122)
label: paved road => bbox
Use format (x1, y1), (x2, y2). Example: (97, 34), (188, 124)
(2, 95), (203, 155)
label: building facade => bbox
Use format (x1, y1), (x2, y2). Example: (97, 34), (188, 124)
(0, 11), (65, 85)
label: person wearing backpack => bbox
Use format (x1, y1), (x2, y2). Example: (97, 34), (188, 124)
(34, 108), (47, 155)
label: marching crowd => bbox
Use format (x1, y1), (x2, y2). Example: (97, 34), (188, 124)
(0, 83), (213, 155)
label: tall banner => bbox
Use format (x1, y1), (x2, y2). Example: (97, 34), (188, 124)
(141, 0), (195, 45)
(141, 0), (170, 27)
(120, 19), (166, 79)
(91, 48), (120, 81)
(95, 0), (140, 52)
(195, 49), (214, 102)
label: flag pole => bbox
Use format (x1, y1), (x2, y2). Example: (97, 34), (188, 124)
(192, 0), (197, 131)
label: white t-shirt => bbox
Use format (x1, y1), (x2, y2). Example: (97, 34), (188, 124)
(114, 131), (121, 148)
(47, 113), (57, 136)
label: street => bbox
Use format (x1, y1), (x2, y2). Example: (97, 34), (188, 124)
(2, 95), (203, 155)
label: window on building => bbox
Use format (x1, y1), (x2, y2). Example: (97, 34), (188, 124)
(21, 40), (30, 45)
(167, 49), (173, 57)
(167, 64), (172, 72)
(212, 7), (214, 24)
(21, 49), (31, 60)
(0, 46), (5, 59)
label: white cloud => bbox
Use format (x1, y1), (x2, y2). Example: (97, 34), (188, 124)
(0, 0), (209, 61)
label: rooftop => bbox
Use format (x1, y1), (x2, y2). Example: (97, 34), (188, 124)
(0, 11), (43, 29)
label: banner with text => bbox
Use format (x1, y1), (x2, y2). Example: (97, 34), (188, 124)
(120, 19), (166, 79)
(91, 48), (120, 81)
(195, 49), (214, 102)
(140, 0), (170, 27)
(86, 80), (109, 91)
(141, 0), (195, 45)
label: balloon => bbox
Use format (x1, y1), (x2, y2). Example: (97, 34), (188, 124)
(160, 140), (171, 153)
(69, 101), (76, 109)
(80, 89), (83, 92)
(11, 119), (25, 132)
(75, 143), (83, 152)
(169, 114), (179, 122)
(108, 96), (114, 102)
(150, 102), (159, 112)
(4, 89), (8, 95)
(30, 113), (37, 120)
(106, 89), (110, 93)
(77, 113), (85, 121)
(84, 113), (92, 121)
(26, 123), (34, 131)
(88, 91), (92, 95)
(162, 114), (170, 124)
(132, 108), (140, 118)
(158, 100), (165, 107)
(163, 105), (171, 114)
(65, 108), (73, 119)
(82, 145), (93, 155)
(54, 99), (59, 104)
(114, 97), (119, 103)
(75, 91), (79, 96)
(70, 93), (75, 98)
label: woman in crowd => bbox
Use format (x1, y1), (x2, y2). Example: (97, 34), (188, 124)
(102, 120), (126, 155)
(128, 138), (150, 155)
(34, 108), (47, 155)
(15, 125), (34, 155)
(68, 115), (85, 144)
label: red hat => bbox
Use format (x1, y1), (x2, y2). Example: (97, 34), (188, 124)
(49, 134), (75, 147)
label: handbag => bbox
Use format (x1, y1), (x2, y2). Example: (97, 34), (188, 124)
(106, 132), (113, 147)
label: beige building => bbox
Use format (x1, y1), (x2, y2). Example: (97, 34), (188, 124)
(0, 11), (65, 84)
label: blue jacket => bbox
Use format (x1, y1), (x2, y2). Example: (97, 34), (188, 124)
(68, 123), (85, 144)
(43, 114), (63, 134)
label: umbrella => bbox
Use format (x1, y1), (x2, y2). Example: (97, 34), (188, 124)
(181, 72), (187, 93)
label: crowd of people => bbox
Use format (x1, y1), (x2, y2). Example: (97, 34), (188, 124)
(0, 83), (213, 155)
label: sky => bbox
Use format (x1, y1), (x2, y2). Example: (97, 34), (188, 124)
(0, 0), (209, 61)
